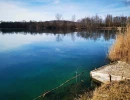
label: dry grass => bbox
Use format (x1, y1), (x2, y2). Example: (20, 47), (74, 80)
(75, 91), (93, 100)
(92, 80), (130, 100)
(77, 80), (130, 100)
(108, 24), (130, 62)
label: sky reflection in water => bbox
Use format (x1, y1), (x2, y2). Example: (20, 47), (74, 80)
(0, 31), (115, 100)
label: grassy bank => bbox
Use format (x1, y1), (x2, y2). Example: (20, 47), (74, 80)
(92, 80), (130, 100)
(77, 80), (130, 100)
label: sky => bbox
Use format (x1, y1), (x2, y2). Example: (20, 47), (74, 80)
(0, 0), (130, 21)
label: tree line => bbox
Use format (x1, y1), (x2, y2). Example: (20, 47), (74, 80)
(0, 14), (129, 30)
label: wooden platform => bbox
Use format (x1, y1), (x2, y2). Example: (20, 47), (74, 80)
(90, 61), (130, 83)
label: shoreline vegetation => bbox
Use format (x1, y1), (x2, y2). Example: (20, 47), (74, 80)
(78, 18), (130, 100)
(0, 14), (128, 31)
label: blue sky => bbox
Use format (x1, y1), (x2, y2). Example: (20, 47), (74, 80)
(0, 0), (129, 21)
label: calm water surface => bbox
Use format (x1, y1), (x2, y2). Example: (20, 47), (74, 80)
(0, 31), (115, 100)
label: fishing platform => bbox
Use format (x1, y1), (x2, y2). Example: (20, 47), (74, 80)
(90, 61), (130, 83)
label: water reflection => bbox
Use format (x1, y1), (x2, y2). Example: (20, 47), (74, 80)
(0, 29), (116, 40)
(0, 29), (116, 100)
(0, 33), (56, 51)
(0, 29), (116, 52)
(77, 30), (116, 41)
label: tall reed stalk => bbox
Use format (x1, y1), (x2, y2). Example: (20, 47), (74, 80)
(108, 19), (130, 62)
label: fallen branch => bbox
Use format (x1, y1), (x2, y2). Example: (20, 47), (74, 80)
(33, 72), (84, 100)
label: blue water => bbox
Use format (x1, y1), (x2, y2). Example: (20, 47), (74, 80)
(0, 31), (115, 100)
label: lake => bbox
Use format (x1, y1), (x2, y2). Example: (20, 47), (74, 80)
(0, 30), (115, 100)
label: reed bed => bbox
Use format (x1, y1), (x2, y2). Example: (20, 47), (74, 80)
(108, 24), (130, 63)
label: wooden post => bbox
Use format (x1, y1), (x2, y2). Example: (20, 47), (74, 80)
(109, 74), (112, 82)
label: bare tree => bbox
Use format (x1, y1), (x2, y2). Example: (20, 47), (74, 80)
(105, 14), (113, 27)
(55, 13), (62, 20)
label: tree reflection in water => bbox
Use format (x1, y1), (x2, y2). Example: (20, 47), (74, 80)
(0, 29), (116, 42)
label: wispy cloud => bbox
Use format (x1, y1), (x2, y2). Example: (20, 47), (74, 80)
(0, 1), (54, 21)
(0, 0), (92, 21)
(53, 0), (60, 4)
(0, 0), (129, 21)
(99, 2), (130, 16)
(100, 7), (129, 13)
